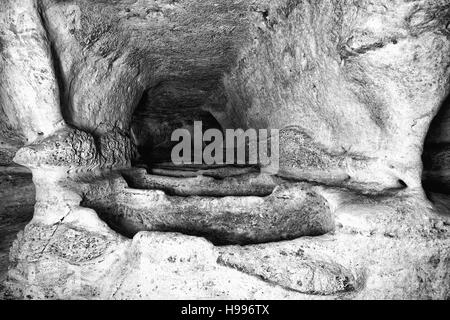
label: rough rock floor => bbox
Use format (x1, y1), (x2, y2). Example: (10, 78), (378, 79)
(0, 165), (449, 299)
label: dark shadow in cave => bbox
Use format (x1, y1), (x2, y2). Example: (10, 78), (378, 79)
(130, 81), (225, 166)
(422, 93), (450, 215)
(422, 94), (450, 193)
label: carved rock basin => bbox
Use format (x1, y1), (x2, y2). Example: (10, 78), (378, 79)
(84, 168), (334, 245)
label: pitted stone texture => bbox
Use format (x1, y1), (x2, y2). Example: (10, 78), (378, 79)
(217, 246), (357, 295)
(9, 223), (111, 264)
(111, 232), (309, 300)
(13, 127), (135, 170)
(217, 230), (450, 299)
(5, 221), (129, 300)
(3, 226), (311, 300)
(4, 221), (449, 299)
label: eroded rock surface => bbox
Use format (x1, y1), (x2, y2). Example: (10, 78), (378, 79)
(82, 173), (334, 244)
(14, 127), (135, 170)
(0, 0), (449, 300)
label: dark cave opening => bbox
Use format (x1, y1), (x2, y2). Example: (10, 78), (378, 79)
(422, 94), (450, 214)
(422, 94), (450, 193)
(130, 80), (226, 166)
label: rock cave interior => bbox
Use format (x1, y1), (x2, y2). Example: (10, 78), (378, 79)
(0, 0), (449, 299)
